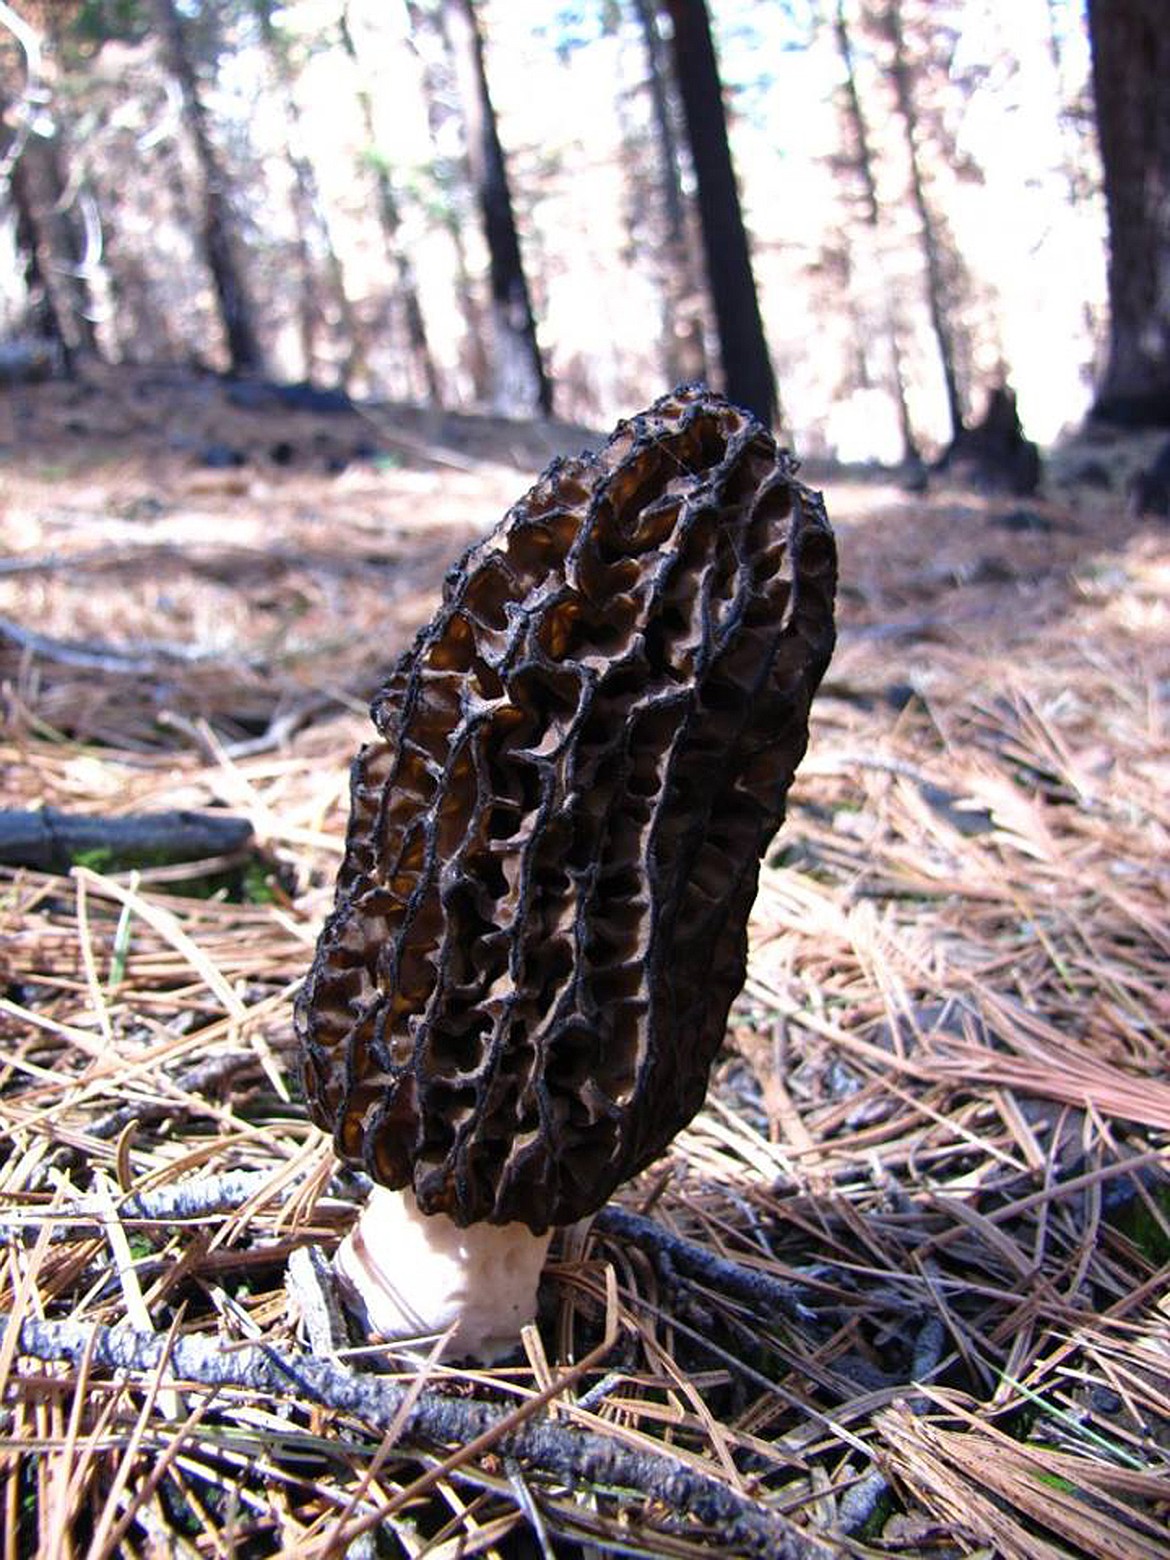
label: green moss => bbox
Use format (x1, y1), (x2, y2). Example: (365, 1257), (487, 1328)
(241, 861), (278, 905)
(71, 845), (117, 873)
(1109, 1183), (1170, 1266)
(70, 847), (284, 906)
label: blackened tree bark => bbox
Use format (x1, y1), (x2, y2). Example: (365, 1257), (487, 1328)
(661, 0), (776, 426)
(152, 0), (264, 376)
(1087, 0), (1170, 426)
(441, 0), (552, 417)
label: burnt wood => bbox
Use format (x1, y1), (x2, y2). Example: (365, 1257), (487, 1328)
(0, 808), (253, 874)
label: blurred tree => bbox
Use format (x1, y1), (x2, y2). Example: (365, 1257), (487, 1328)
(659, 0), (776, 425)
(441, 0), (552, 416)
(252, 0), (364, 385)
(630, 0), (707, 389)
(0, 2), (99, 370)
(338, 2), (440, 403)
(150, 0), (263, 374)
(4, 119), (100, 372)
(876, 0), (964, 444)
(404, 0), (490, 403)
(68, 0), (151, 46)
(1086, 0), (1170, 426)
(829, 0), (917, 461)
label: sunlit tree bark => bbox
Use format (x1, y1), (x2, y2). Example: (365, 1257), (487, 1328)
(660, 0), (776, 426)
(1087, 0), (1170, 426)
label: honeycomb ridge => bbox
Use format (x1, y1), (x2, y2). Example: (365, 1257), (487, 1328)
(296, 385), (837, 1230)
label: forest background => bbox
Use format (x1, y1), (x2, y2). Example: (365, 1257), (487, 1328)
(1, 3), (1169, 1557)
(1, 0), (1155, 465)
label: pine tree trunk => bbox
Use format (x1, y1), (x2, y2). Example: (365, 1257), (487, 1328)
(152, 0), (263, 376)
(254, 0), (364, 385)
(832, 0), (918, 462)
(441, 0), (552, 418)
(1, 34), (98, 376)
(881, 0), (964, 444)
(661, 0), (776, 426)
(338, 3), (440, 403)
(8, 126), (97, 372)
(632, 0), (707, 388)
(1086, 0), (1170, 426)
(404, 0), (491, 403)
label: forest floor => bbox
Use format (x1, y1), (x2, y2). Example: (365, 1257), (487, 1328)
(1, 364), (1168, 1559)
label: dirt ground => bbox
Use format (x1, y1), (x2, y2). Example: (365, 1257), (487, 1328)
(1, 364), (1167, 1558)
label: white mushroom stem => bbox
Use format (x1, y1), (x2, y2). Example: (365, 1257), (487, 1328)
(335, 1184), (553, 1364)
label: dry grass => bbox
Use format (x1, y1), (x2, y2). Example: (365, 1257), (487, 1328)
(1, 369), (1167, 1558)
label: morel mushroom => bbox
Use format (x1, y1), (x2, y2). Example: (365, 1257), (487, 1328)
(296, 385), (837, 1360)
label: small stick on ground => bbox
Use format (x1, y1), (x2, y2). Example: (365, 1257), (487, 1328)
(0, 808), (253, 873)
(6, 1314), (843, 1560)
(593, 1206), (820, 1324)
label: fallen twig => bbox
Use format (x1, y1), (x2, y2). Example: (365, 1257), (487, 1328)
(2, 1169), (285, 1235)
(593, 1206), (820, 1324)
(0, 807), (254, 873)
(3, 1314), (841, 1559)
(0, 615), (250, 673)
(87, 1050), (262, 1140)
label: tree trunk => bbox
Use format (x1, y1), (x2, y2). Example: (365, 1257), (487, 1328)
(661, 0), (776, 426)
(404, 0), (491, 403)
(832, 0), (918, 462)
(0, 14), (97, 374)
(632, 0), (708, 388)
(254, 0), (364, 385)
(1086, 0), (1170, 426)
(881, 0), (964, 445)
(338, 2), (440, 403)
(151, 0), (264, 376)
(8, 127), (97, 372)
(441, 0), (552, 418)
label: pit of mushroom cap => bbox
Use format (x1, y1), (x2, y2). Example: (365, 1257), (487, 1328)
(336, 1185), (553, 1364)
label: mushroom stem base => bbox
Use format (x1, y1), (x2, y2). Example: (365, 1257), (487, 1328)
(336, 1184), (553, 1363)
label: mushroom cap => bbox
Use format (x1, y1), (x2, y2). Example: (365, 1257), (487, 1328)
(296, 385), (837, 1232)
